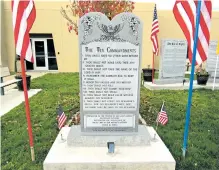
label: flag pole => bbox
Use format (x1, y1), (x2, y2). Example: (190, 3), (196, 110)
(182, 0), (202, 158)
(20, 57), (35, 161)
(152, 53), (155, 84)
(212, 56), (219, 91)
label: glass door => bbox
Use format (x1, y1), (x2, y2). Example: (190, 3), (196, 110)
(47, 39), (58, 70)
(32, 39), (48, 70)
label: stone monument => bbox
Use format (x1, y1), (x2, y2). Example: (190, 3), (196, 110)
(67, 11), (151, 146)
(43, 12), (176, 170)
(155, 39), (188, 85)
(206, 40), (219, 82)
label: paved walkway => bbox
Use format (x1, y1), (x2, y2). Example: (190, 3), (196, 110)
(0, 89), (42, 117)
(0, 72), (47, 117)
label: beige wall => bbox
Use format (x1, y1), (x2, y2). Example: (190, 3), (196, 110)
(1, 1), (219, 72)
(0, 0), (9, 67)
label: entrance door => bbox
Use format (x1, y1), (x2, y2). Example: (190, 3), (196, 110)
(32, 39), (48, 71)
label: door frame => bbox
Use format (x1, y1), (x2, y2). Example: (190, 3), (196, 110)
(32, 38), (49, 71)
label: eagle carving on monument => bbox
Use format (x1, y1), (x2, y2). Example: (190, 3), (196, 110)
(97, 23), (124, 40)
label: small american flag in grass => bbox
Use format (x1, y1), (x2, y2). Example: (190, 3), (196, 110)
(156, 102), (168, 125)
(57, 105), (67, 130)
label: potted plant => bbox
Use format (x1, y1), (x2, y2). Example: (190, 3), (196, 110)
(15, 72), (31, 91)
(142, 65), (155, 82)
(195, 65), (209, 85)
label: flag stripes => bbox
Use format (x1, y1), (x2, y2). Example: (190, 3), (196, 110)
(58, 112), (67, 130)
(156, 102), (168, 126)
(12, 0), (36, 63)
(173, 0), (212, 66)
(57, 105), (67, 130)
(151, 4), (159, 56)
(158, 111), (168, 125)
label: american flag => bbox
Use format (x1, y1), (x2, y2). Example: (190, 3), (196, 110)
(57, 105), (67, 130)
(173, 0), (212, 66)
(156, 102), (168, 125)
(12, 0), (36, 63)
(151, 4), (159, 56)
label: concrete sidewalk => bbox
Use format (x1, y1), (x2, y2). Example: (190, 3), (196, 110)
(0, 72), (47, 117)
(0, 89), (42, 117)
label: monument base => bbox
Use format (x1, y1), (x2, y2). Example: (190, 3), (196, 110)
(43, 127), (176, 170)
(154, 78), (189, 85)
(208, 77), (219, 83)
(67, 125), (151, 147)
(144, 80), (219, 90)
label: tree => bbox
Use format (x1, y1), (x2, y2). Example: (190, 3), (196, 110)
(60, 0), (135, 35)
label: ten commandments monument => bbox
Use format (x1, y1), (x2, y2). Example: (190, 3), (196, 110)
(67, 12), (151, 145)
(79, 12), (142, 133)
(44, 12), (176, 170)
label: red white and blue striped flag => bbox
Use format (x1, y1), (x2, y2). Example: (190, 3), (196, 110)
(12, 0), (36, 63)
(57, 105), (67, 130)
(151, 4), (159, 56)
(173, 0), (212, 65)
(156, 102), (168, 125)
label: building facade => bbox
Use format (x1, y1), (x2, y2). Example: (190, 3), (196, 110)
(1, 1), (219, 72)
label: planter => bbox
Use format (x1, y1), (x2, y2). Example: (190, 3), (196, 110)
(15, 75), (31, 91)
(196, 74), (209, 85)
(142, 68), (155, 82)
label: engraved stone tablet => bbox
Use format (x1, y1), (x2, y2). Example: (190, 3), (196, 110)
(155, 39), (187, 84)
(78, 12), (143, 133)
(206, 40), (219, 78)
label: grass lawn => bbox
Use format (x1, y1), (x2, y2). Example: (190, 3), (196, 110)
(1, 73), (219, 170)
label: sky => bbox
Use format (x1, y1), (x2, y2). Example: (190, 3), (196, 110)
(133, 0), (219, 11)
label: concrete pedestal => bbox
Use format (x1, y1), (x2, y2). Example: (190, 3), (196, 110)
(154, 78), (189, 85)
(67, 125), (151, 147)
(43, 126), (176, 170)
(208, 78), (219, 83)
(144, 81), (219, 90)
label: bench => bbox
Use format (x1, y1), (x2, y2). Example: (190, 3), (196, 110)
(0, 67), (21, 95)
